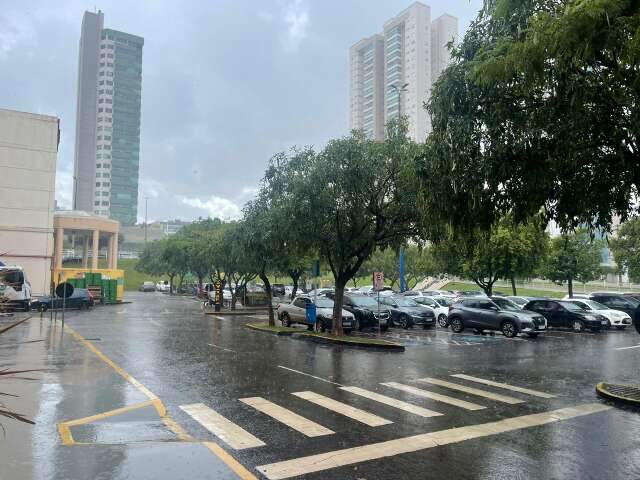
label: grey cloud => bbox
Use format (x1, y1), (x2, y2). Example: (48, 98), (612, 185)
(0, 0), (483, 222)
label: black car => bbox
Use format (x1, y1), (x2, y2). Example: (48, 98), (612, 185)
(339, 293), (390, 331)
(448, 298), (547, 338)
(32, 288), (94, 312)
(378, 295), (435, 329)
(524, 299), (607, 332)
(272, 283), (286, 297)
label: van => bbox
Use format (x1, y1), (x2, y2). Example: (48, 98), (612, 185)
(0, 266), (32, 311)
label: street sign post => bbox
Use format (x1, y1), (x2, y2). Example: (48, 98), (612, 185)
(373, 272), (384, 335)
(213, 280), (223, 312)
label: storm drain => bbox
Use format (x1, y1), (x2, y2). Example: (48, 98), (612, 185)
(596, 382), (640, 405)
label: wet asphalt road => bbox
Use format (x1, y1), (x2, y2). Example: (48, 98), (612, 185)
(1, 291), (640, 479)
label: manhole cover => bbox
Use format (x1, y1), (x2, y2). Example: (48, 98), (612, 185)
(596, 382), (640, 405)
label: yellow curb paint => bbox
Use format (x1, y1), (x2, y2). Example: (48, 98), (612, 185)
(61, 401), (155, 428)
(60, 324), (252, 480)
(203, 442), (259, 480)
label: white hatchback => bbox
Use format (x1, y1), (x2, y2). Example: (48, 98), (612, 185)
(564, 298), (633, 329)
(412, 296), (451, 327)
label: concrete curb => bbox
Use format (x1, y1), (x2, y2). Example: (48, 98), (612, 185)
(206, 310), (270, 317)
(245, 323), (405, 350)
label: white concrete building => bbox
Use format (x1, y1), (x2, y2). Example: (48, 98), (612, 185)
(349, 2), (458, 142)
(0, 109), (59, 296)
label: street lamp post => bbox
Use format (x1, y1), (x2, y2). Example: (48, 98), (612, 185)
(390, 82), (408, 292)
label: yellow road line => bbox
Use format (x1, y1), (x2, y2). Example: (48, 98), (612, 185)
(256, 403), (611, 479)
(61, 324), (254, 479)
(450, 374), (556, 399)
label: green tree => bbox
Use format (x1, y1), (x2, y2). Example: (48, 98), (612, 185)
(291, 120), (421, 334)
(420, 0), (640, 235)
(542, 230), (603, 297)
(610, 218), (640, 282)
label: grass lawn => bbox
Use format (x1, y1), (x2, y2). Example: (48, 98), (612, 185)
(442, 281), (565, 298)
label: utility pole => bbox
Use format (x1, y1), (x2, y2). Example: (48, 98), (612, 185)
(144, 197), (149, 243)
(390, 83), (409, 292)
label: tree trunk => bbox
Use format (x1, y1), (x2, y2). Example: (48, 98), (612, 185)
(259, 272), (275, 326)
(289, 271), (300, 300)
(568, 276), (574, 298)
(169, 274), (175, 295)
(331, 277), (346, 336)
(510, 276), (517, 296)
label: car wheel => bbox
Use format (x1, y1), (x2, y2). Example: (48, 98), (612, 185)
(281, 313), (291, 327)
(501, 321), (517, 338)
(572, 319), (585, 332)
(437, 314), (448, 328)
(450, 317), (464, 333)
(526, 332), (539, 339)
(399, 315), (410, 329)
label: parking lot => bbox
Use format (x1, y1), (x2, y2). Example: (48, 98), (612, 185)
(3, 292), (640, 480)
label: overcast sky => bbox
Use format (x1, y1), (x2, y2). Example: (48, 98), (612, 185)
(1, 0), (483, 223)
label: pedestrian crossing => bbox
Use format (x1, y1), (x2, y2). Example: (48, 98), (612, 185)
(180, 372), (559, 456)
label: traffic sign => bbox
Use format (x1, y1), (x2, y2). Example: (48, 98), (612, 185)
(56, 282), (74, 299)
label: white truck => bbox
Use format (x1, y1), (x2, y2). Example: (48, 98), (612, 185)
(0, 266), (32, 311)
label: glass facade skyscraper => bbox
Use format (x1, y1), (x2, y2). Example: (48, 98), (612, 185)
(73, 11), (143, 225)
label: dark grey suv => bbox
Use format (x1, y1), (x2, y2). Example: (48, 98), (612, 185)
(447, 298), (547, 338)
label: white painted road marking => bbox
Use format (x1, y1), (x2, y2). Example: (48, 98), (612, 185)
(207, 343), (236, 353)
(418, 378), (524, 404)
(339, 386), (442, 418)
(381, 382), (485, 411)
(278, 365), (344, 386)
(451, 374), (556, 399)
(292, 391), (392, 427)
(615, 344), (640, 351)
(240, 397), (334, 437)
(256, 403), (611, 479)
(150, 320), (161, 327)
(180, 403), (265, 450)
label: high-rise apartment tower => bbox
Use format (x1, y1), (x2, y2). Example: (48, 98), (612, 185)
(349, 2), (457, 142)
(73, 10), (143, 225)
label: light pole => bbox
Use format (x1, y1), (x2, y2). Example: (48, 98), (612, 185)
(390, 82), (408, 292)
(144, 196), (149, 243)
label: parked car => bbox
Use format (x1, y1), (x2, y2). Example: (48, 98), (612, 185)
(139, 281), (156, 292)
(447, 297), (547, 338)
(272, 283), (286, 297)
(505, 296), (542, 308)
(0, 266), (32, 311)
(564, 298), (632, 329)
(524, 299), (607, 332)
(378, 295), (435, 329)
(412, 296), (450, 327)
(156, 281), (170, 292)
(306, 288), (334, 298)
(277, 296), (355, 333)
(32, 288), (94, 312)
(335, 293), (390, 331)
(586, 293), (640, 325)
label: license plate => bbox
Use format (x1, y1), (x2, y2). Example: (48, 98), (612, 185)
(539, 324), (546, 329)
(601, 320), (608, 325)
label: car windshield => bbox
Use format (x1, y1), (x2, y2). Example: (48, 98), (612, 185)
(492, 298), (520, 312)
(623, 296), (640, 307)
(583, 300), (608, 310)
(560, 301), (583, 311)
(509, 297), (527, 305)
(315, 298), (334, 308)
(394, 297), (418, 307)
(434, 298), (453, 306)
(349, 295), (378, 307)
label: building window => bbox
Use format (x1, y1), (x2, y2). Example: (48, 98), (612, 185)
(99, 80), (105, 85)
(105, 108), (112, 113)
(106, 99), (112, 104)
(106, 80), (113, 86)
(96, 173), (101, 178)
(97, 136), (102, 140)
(98, 108), (104, 113)
(98, 98), (104, 104)
(95, 201), (100, 206)
(107, 44), (114, 49)
(100, 44), (106, 49)
(104, 135), (111, 141)
(103, 182), (110, 187)
(106, 71), (113, 77)
(107, 53), (114, 58)
(98, 89), (104, 94)
(103, 173), (110, 178)
(100, 53), (106, 58)
(103, 145), (111, 150)
(97, 145), (103, 150)
(102, 201), (109, 206)
(96, 182), (100, 187)
(107, 62), (113, 67)
(100, 62), (105, 67)
(99, 71), (105, 76)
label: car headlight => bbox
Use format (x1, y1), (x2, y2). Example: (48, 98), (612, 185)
(584, 315), (595, 320)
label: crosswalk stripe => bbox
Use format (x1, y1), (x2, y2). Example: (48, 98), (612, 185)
(450, 374), (556, 399)
(292, 391), (392, 427)
(417, 378), (524, 404)
(339, 386), (442, 418)
(256, 403), (611, 480)
(179, 403), (265, 450)
(239, 397), (334, 437)
(381, 382), (485, 411)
